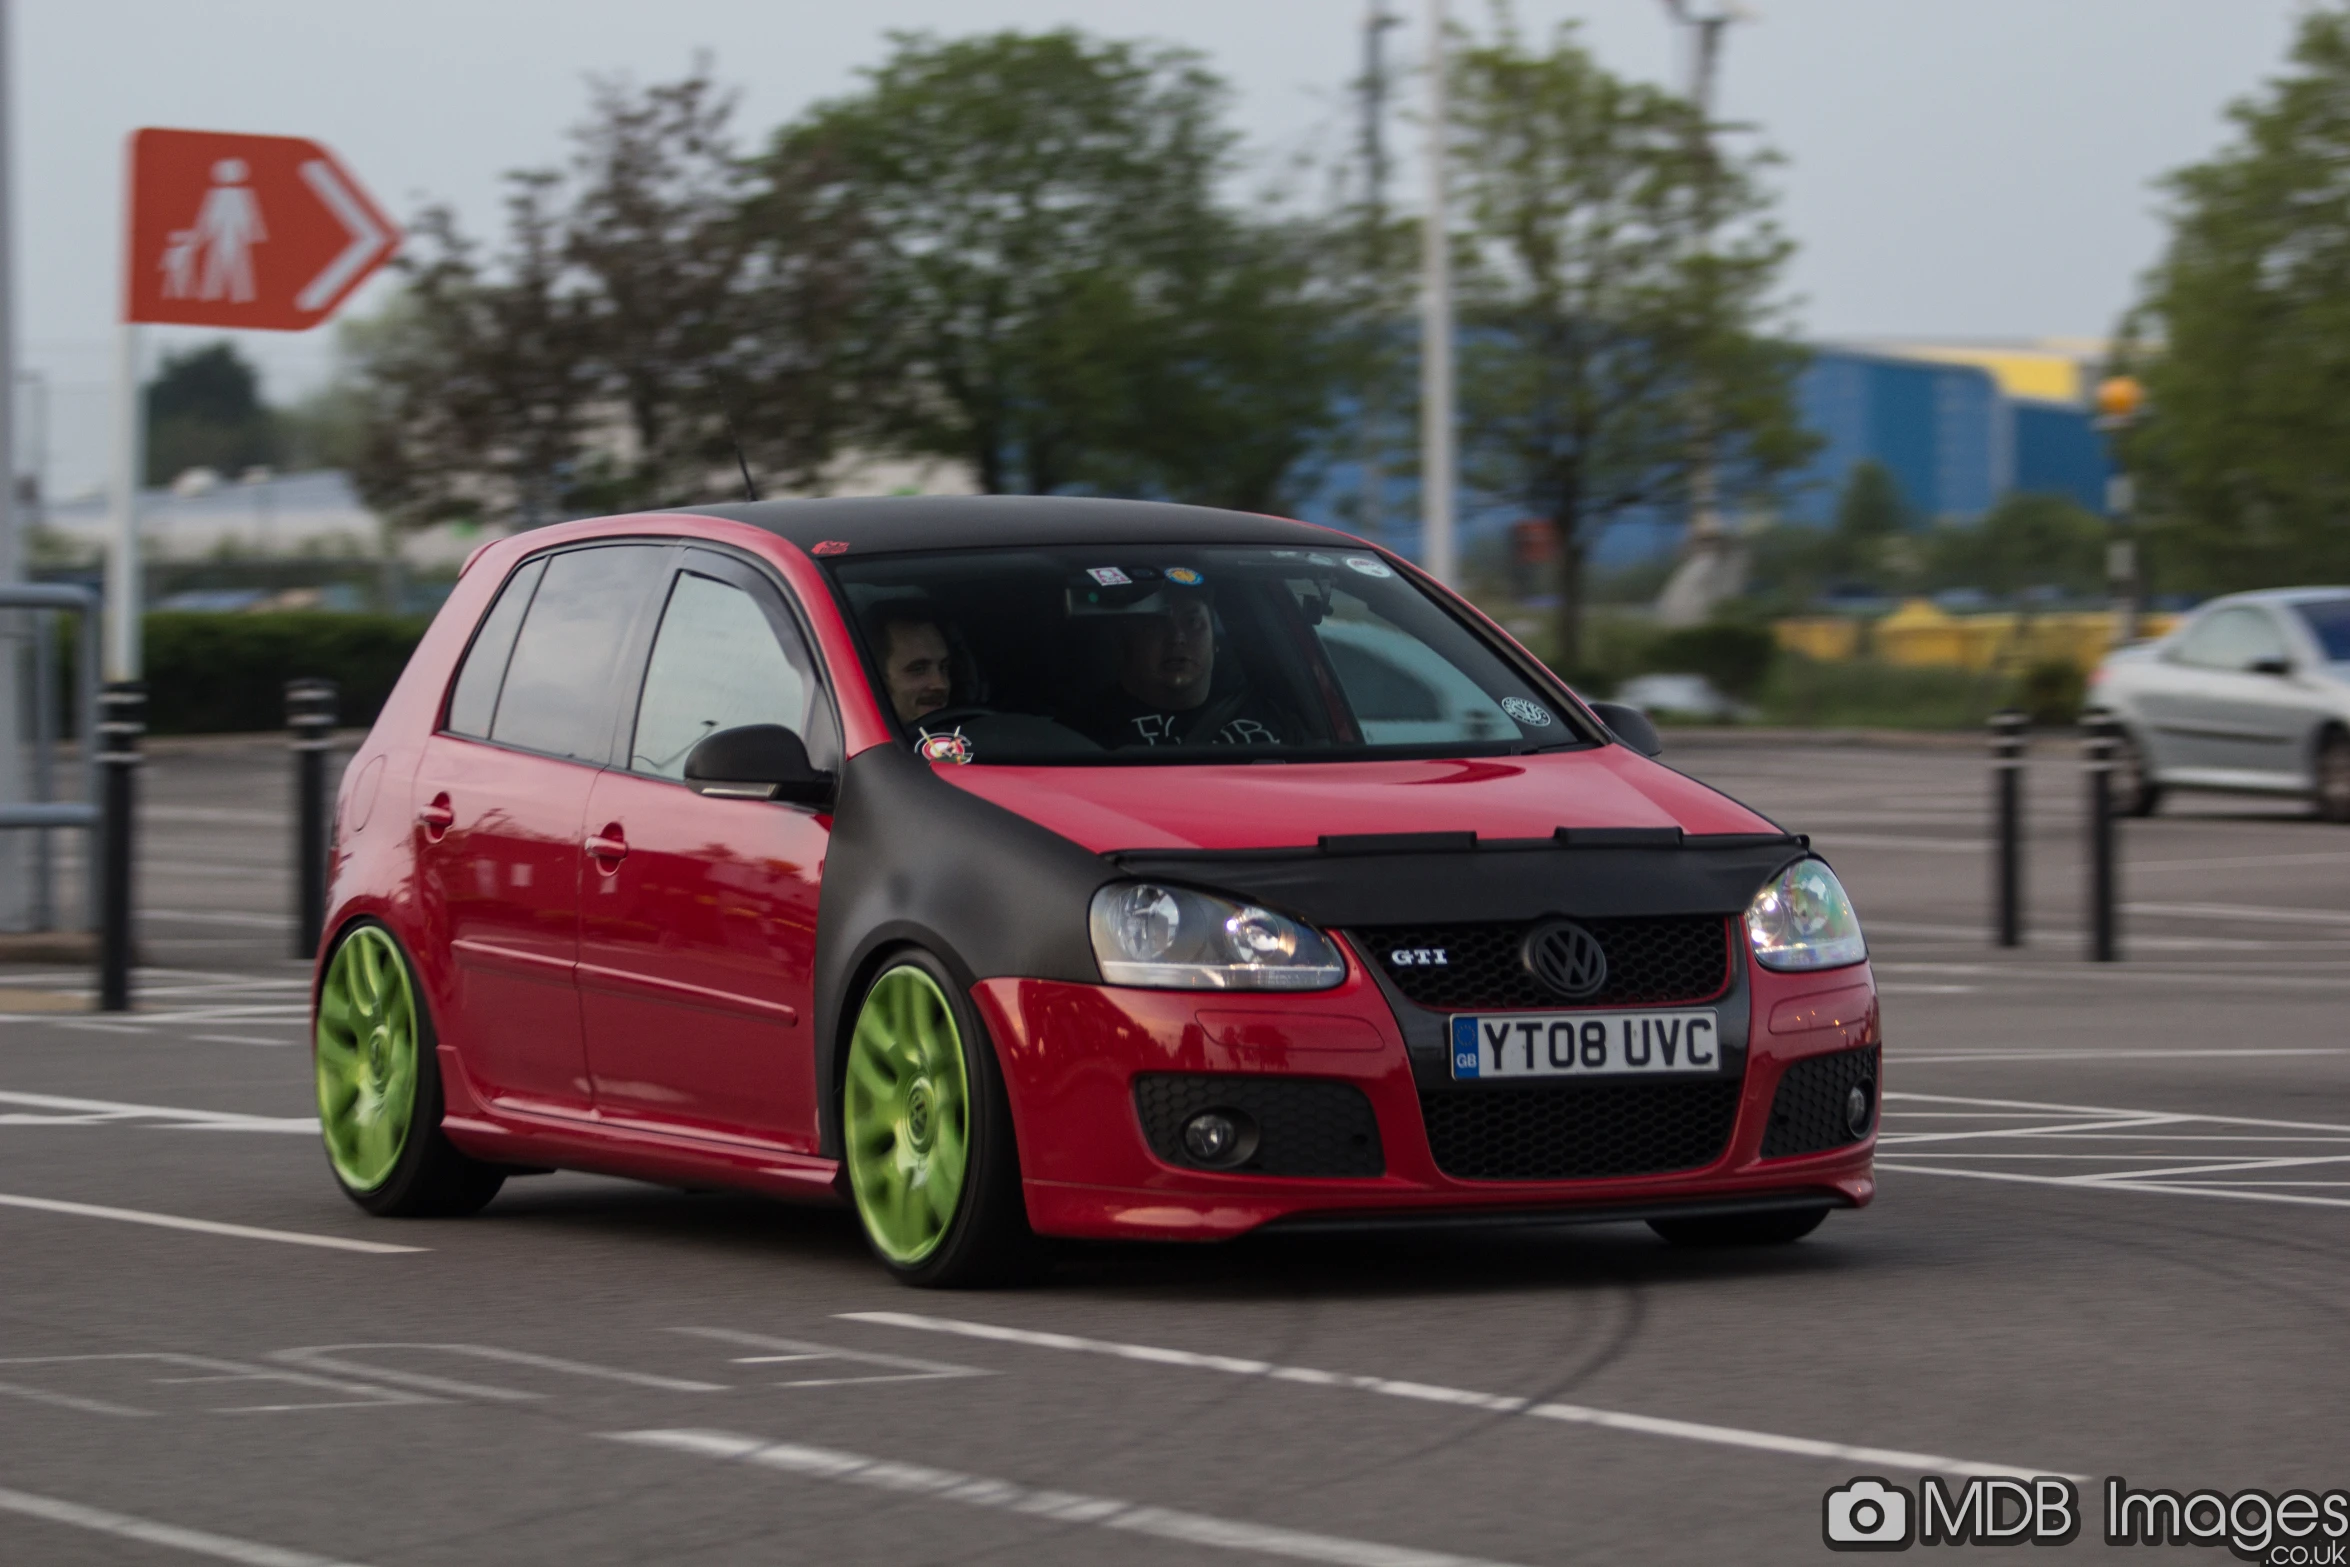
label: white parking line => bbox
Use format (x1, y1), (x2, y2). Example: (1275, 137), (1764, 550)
(0, 1091), (316, 1133)
(839, 1313), (2075, 1482)
(274, 1343), (726, 1397)
(0, 1194), (423, 1253)
(676, 1327), (991, 1388)
(0, 1485), (369, 1567)
(607, 1428), (1526, 1567)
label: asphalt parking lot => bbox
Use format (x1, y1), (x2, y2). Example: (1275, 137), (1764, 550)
(2, 730), (2346, 1565)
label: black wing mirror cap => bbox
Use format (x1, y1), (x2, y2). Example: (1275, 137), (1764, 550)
(684, 724), (835, 806)
(2250, 657), (2295, 677)
(1588, 700), (1664, 757)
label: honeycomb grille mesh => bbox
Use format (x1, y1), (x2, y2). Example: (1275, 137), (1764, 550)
(1761, 1046), (1879, 1158)
(1133, 1074), (1384, 1177)
(1416, 1078), (1743, 1181)
(1354, 917), (1732, 1011)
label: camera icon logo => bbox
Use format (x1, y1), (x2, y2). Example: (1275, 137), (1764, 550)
(1823, 1477), (1915, 1552)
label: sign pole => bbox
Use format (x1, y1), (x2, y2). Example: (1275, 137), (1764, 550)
(0, 0), (30, 933)
(1418, 0), (1456, 589)
(105, 317), (140, 681)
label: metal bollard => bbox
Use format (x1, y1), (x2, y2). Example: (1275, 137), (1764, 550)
(1990, 708), (2026, 948)
(97, 683), (145, 1011)
(2083, 713), (2119, 962)
(286, 678), (339, 960)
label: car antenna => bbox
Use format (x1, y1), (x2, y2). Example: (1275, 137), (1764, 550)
(726, 417), (760, 502)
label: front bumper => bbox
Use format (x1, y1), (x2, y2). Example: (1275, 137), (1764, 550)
(973, 948), (1879, 1242)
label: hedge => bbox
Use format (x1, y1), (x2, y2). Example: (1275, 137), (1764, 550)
(63, 613), (434, 735)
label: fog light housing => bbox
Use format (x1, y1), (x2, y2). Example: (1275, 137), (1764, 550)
(1845, 1079), (1876, 1140)
(1180, 1109), (1258, 1168)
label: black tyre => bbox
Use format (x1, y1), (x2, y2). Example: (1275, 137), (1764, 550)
(841, 948), (1039, 1288)
(314, 920), (506, 1218)
(1649, 1207), (1829, 1247)
(2316, 731), (2350, 824)
(2111, 727), (2162, 817)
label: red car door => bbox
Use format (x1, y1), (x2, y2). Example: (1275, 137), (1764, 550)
(575, 549), (838, 1151)
(414, 543), (669, 1115)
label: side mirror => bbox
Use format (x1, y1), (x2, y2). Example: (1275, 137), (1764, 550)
(683, 724), (835, 806)
(2250, 657), (2294, 677)
(1588, 700), (1664, 757)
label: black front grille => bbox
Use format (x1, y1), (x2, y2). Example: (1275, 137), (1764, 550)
(1762, 1046), (1879, 1158)
(1355, 916), (1732, 1011)
(1417, 1078), (1743, 1181)
(1133, 1074), (1384, 1177)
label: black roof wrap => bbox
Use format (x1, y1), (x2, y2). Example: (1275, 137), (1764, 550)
(686, 495), (1353, 555)
(1108, 838), (1812, 927)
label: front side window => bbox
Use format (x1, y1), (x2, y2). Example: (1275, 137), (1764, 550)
(2293, 597), (2350, 663)
(491, 545), (666, 761)
(630, 569), (827, 778)
(826, 545), (1589, 764)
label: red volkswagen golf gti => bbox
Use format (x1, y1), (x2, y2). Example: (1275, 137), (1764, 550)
(315, 496), (1878, 1285)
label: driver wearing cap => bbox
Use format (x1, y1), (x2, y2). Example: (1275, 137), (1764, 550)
(1067, 586), (1289, 749)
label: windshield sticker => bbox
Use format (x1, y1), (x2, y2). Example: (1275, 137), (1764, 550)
(1306, 553), (1335, 565)
(1164, 566), (1204, 586)
(1343, 555), (1394, 579)
(1086, 566), (1132, 586)
(917, 729), (974, 765)
(1501, 697), (1554, 727)
(812, 540), (849, 556)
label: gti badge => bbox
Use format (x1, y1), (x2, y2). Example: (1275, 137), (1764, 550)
(1388, 947), (1449, 967)
(1523, 920), (1607, 1000)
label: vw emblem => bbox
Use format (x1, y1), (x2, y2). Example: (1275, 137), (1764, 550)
(1524, 920), (1608, 1000)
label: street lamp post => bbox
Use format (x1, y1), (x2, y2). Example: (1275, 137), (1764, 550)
(2096, 374), (2145, 649)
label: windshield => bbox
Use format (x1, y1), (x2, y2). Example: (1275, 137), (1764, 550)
(2295, 597), (2350, 662)
(827, 545), (1591, 764)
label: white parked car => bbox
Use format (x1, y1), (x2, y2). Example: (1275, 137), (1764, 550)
(2088, 587), (2350, 821)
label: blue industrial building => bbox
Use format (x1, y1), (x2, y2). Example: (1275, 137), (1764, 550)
(1294, 341), (2115, 568)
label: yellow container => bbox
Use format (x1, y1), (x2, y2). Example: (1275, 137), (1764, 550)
(1776, 602), (2177, 674)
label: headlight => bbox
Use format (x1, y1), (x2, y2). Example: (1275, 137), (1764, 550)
(1745, 858), (1867, 972)
(1088, 883), (1346, 990)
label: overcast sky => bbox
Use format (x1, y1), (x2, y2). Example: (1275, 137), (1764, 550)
(17, 0), (2312, 497)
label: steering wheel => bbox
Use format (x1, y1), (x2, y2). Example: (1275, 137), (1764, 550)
(913, 705), (995, 731)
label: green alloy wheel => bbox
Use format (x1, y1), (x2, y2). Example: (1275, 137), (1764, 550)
(842, 953), (1036, 1286)
(316, 925), (419, 1192)
(845, 965), (972, 1264)
(314, 922), (505, 1217)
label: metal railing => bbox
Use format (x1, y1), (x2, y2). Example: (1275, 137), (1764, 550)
(0, 584), (100, 932)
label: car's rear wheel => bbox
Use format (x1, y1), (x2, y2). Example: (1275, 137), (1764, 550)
(315, 921), (505, 1217)
(2315, 731), (2350, 824)
(1649, 1207), (1829, 1247)
(2111, 727), (2162, 817)
(842, 952), (1036, 1287)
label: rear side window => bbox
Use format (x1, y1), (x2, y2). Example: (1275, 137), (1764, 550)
(491, 545), (666, 761)
(629, 570), (827, 778)
(444, 557), (546, 739)
(2173, 606), (2288, 671)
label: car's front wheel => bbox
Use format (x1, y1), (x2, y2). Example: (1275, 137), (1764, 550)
(315, 920), (506, 1217)
(842, 951), (1036, 1287)
(2316, 730), (2350, 824)
(1649, 1207), (1829, 1247)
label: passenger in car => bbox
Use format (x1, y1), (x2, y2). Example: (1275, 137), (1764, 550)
(871, 602), (958, 726)
(1065, 592), (1292, 749)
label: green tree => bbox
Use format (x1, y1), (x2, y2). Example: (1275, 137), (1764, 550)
(349, 66), (866, 530)
(2124, 3), (2350, 589)
(777, 30), (1347, 509)
(1446, 14), (1814, 665)
(144, 341), (283, 485)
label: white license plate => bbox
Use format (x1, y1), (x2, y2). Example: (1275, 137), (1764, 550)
(1450, 1010), (1722, 1080)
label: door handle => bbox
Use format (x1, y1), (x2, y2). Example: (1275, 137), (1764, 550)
(416, 793), (454, 840)
(585, 824), (629, 867)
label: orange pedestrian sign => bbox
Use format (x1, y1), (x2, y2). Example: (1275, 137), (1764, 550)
(124, 128), (397, 331)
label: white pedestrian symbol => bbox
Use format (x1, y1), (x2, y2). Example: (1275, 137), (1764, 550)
(161, 158), (268, 303)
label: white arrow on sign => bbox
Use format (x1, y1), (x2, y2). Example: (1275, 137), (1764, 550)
(294, 158), (391, 312)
